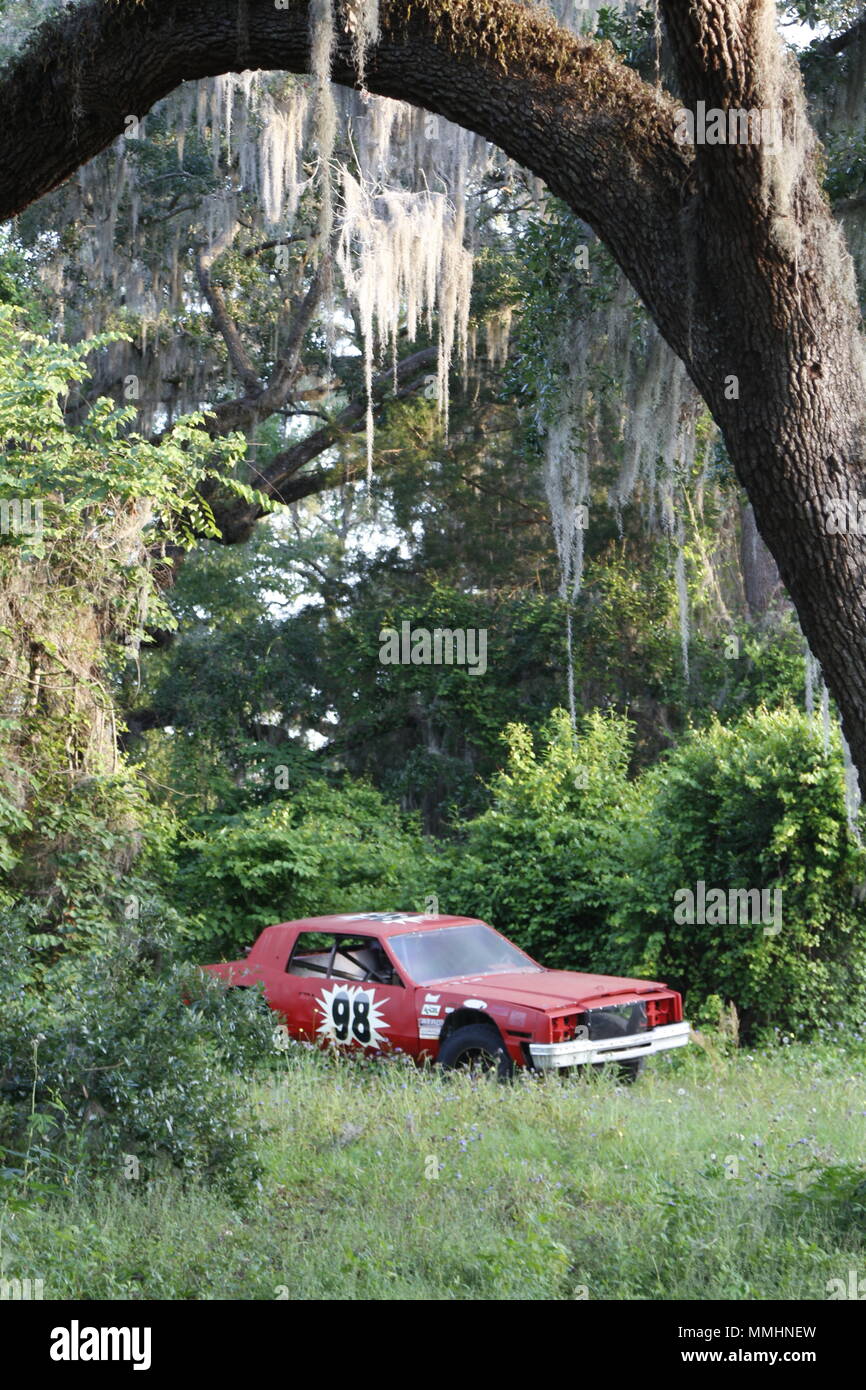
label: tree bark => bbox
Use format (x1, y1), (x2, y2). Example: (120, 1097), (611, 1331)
(2, 0), (866, 786)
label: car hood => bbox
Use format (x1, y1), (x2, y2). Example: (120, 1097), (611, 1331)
(433, 969), (669, 1012)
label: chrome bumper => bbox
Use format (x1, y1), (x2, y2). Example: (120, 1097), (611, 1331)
(529, 1019), (691, 1071)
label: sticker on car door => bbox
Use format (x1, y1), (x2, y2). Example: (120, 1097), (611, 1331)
(316, 984), (390, 1048)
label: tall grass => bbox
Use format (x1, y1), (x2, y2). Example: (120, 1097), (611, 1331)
(2, 1040), (864, 1300)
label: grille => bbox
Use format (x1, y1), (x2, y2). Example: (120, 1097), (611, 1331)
(585, 1001), (648, 1041)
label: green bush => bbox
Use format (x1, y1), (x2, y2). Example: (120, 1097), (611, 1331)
(431, 704), (866, 1040)
(176, 778), (435, 959)
(605, 706), (866, 1038)
(436, 708), (635, 968)
(0, 910), (271, 1202)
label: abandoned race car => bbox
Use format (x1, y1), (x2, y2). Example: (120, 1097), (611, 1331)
(203, 913), (690, 1079)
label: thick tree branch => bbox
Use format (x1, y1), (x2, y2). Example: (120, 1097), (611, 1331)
(0, 0), (693, 357)
(814, 14), (866, 56)
(186, 246), (331, 438)
(264, 251), (332, 405)
(242, 235), (306, 259)
(206, 344), (438, 540)
(195, 227), (261, 393)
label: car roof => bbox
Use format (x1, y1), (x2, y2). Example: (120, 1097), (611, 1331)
(266, 913), (485, 938)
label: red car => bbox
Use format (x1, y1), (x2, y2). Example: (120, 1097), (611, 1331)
(204, 912), (690, 1079)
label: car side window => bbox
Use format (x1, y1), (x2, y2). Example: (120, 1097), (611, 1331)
(287, 933), (403, 986)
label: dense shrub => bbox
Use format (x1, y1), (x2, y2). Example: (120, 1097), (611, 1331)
(436, 708), (635, 969)
(0, 910), (271, 1201)
(433, 705), (866, 1039)
(176, 778), (435, 959)
(605, 706), (866, 1038)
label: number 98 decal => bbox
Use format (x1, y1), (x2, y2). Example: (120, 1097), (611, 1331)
(316, 984), (390, 1049)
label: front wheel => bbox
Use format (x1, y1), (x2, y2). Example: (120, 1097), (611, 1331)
(617, 1057), (645, 1084)
(438, 1024), (514, 1080)
(590, 1056), (645, 1085)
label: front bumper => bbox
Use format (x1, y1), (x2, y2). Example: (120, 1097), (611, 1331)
(529, 1019), (691, 1071)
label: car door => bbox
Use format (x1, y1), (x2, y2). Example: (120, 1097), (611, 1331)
(281, 931), (417, 1055)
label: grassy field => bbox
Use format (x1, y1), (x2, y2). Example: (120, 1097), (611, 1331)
(3, 1039), (865, 1300)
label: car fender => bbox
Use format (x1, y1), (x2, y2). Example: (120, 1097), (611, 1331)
(438, 1006), (513, 1058)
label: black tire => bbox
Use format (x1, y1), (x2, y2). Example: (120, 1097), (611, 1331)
(617, 1057), (646, 1085)
(590, 1056), (646, 1084)
(438, 1024), (514, 1080)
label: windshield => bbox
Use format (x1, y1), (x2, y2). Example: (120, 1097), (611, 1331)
(389, 922), (542, 985)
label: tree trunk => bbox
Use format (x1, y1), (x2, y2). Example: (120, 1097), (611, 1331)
(2, 0), (866, 782)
